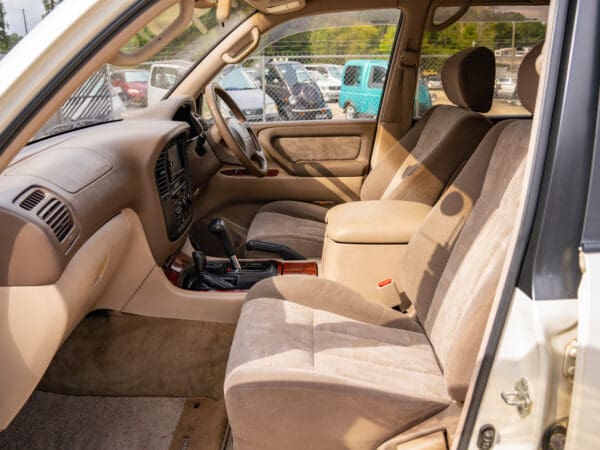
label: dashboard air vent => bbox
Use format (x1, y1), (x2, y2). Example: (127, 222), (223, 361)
(19, 189), (45, 211)
(155, 150), (170, 199)
(38, 198), (74, 242)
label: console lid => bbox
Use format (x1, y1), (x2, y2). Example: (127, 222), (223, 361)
(325, 200), (432, 244)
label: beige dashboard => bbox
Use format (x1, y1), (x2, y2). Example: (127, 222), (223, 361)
(0, 96), (215, 429)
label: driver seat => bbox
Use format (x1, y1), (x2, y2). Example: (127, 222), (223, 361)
(245, 46), (495, 259)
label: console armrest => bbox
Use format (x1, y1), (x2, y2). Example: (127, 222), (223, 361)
(325, 200), (432, 244)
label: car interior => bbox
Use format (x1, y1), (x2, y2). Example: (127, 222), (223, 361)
(0, 0), (550, 449)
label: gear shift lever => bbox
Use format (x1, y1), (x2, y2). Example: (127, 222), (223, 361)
(208, 218), (242, 272)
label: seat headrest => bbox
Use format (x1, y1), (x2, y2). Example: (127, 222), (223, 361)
(517, 42), (544, 114)
(441, 47), (495, 113)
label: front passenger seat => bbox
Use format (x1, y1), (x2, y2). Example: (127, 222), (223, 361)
(224, 43), (542, 450)
(246, 46), (495, 259)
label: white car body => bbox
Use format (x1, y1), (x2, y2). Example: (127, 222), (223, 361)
(307, 69), (340, 103)
(148, 61), (192, 105)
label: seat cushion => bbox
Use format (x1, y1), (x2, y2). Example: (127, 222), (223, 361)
(225, 298), (451, 450)
(246, 274), (422, 332)
(246, 201), (329, 259)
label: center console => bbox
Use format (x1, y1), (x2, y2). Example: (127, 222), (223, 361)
(155, 134), (194, 242)
(321, 200), (432, 304)
(164, 217), (317, 291)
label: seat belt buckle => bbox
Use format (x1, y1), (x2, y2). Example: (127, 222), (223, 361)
(377, 278), (411, 311)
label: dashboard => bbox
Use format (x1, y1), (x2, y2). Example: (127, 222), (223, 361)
(0, 96), (227, 428)
(155, 134), (194, 241)
(0, 96), (209, 286)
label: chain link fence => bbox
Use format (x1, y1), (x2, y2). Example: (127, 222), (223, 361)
(35, 50), (530, 140)
(419, 54), (528, 116)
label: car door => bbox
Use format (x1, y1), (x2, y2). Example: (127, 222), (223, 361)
(193, 8), (403, 222)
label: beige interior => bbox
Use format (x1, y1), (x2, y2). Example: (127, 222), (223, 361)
(321, 201), (432, 303)
(0, 0), (549, 447)
(222, 44), (542, 449)
(237, 45), (495, 260)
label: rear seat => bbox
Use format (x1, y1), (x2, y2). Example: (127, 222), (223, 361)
(224, 43), (543, 450)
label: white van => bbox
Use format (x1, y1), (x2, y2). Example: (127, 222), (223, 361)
(147, 61), (192, 105)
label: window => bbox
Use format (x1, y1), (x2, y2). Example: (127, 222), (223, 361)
(229, 8), (402, 122)
(417, 5), (549, 117)
(344, 66), (362, 86)
(30, 3), (255, 142)
(368, 65), (387, 88)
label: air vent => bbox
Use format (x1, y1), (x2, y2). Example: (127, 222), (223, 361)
(155, 150), (170, 199)
(19, 189), (45, 211)
(38, 198), (74, 242)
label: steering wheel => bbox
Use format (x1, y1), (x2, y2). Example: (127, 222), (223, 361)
(204, 83), (268, 177)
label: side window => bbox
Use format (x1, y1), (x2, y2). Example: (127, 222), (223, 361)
(210, 8), (401, 122)
(344, 66), (362, 86)
(416, 5), (549, 117)
(368, 65), (387, 88)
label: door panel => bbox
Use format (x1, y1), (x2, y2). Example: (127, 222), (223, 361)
(252, 119), (376, 177)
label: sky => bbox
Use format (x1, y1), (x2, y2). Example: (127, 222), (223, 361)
(3, 0), (45, 36)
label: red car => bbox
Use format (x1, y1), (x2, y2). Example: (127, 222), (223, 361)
(109, 69), (149, 107)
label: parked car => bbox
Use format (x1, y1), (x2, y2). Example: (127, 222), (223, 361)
(339, 60), (433, 119)
(148, 60), (192, 105)
(263, 61), (332, 120)
(304, 63), (343, 81)
(426, 74), (442, 90)
(109, 69), (149, 107)
(213, 65), (280, 122)
(494, 76), (518, 100)
(307, 69), (340, 103)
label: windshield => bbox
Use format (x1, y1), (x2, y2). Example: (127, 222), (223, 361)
(278, 63), (312, 86)
(216, 66), (257, 90)
(1, 1), (254, 142)
(327, 66), (342, 79)
(124, 71), (149, 83)
(308, 71), (325, 81)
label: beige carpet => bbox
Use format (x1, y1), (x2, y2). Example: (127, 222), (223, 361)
(39, 312), (235, 399)
(0, 391), (228, 450)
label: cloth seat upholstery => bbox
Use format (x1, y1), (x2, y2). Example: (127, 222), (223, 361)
(246, 47), (495, 258)
(225, 44), (542, 449)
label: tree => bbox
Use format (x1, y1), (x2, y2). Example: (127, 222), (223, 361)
(0, 1), (10, 53)
(43, 0), (62, 16)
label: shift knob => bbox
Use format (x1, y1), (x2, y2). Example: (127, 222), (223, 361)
(208, 218), (241, 271)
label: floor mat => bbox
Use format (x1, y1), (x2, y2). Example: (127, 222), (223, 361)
(0, 391), (228, 450)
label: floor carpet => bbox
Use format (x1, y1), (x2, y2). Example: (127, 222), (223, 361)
(0, 391), (228, 450)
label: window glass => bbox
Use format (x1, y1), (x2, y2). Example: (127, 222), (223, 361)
(206, 9), (401, 122)
(344, 66), (362, 86)
(369, 65), (387, 88)
(24, 2), (255, 141)
(417, 5), (548, 117)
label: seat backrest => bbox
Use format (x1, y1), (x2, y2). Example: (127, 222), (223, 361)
(398, 42), (543, 402)
(360, 47), (495, 205)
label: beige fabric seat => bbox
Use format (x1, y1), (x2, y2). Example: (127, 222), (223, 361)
(246, 46), (495, 258)
(225, 44), (542, 450)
